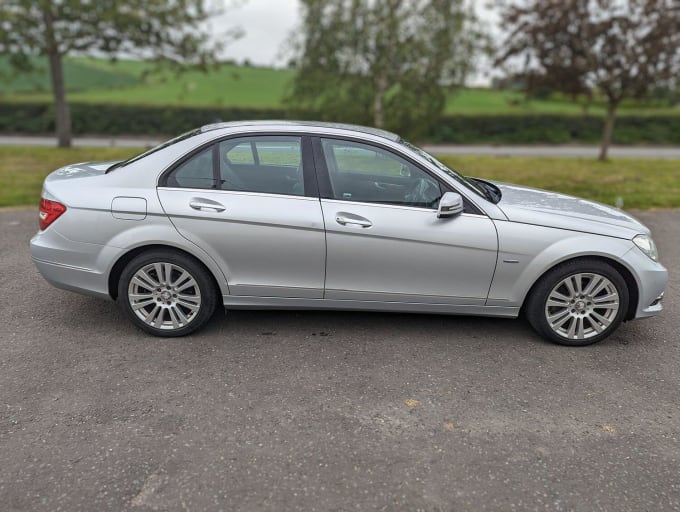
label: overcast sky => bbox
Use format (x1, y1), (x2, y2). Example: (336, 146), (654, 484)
(212, 0), (499, 85)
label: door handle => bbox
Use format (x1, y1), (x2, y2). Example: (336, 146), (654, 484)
(335, 213), (372, 228)
(190, 199), (226, 213)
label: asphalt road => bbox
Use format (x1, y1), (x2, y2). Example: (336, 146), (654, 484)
(2, 134), (680, 158)
(1, 208), (679, 511)
(421, 144), (680, 159)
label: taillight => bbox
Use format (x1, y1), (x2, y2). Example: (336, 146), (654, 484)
(39, 198), (66, 230)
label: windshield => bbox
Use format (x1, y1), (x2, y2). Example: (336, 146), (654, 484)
(399, 140), (488, 199)
(106, 129), (202, 172)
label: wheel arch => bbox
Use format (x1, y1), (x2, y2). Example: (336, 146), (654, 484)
(520, 255), (639, 321)
(108, 244), (226, 301)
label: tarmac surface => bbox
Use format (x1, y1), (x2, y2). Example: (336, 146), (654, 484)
(1, 208), (678, 511)
(1, 134), (680, 158)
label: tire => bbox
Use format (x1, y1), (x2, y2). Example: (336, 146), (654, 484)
(525, 259), (629, 346)
(117, 250), (218, 337)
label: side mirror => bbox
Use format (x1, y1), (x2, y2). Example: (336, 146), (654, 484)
(437, 191), (464, 218)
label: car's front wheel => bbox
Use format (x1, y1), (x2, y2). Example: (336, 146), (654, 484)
(526, 259), (629, 346)
(118, 250), (218, 337)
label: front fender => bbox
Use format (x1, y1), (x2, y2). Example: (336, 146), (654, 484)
(486, 221), (634, 308)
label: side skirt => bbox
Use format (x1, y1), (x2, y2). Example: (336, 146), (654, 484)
(222, 295), (520, 318)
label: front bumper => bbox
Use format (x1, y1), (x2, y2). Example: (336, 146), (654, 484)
(620, 246), (668, 319)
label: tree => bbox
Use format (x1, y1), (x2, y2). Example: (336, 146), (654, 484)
(496, 0), (680, 160)
(0, 1), (237, 147)
(285, 0), (485, 139)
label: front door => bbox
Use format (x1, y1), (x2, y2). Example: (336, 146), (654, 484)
(315, 138), (498, 305)
(159, 135), (326, 299)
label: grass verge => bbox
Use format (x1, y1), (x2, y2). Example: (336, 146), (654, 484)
(0, 146), (139, 207)
(438, 156), (680, 209)
(0, 146), (678, 209)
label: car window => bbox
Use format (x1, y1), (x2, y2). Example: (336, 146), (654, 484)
(165, 146), (216, 189)
(219, 136), (304, 196)
(226, 142), (255, 164)
(320, 139), (442, 209)
(255, 140), (302, 166)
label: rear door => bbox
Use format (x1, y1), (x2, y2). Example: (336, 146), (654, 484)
(158, 135), (326, 299)
(314, 137), (498, 305)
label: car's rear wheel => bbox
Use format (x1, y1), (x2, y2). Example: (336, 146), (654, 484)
(526, 259), (629, 346)
(118, 250), (217, 337)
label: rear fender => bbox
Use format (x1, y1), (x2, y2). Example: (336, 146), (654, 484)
(99, 223), (231, 297)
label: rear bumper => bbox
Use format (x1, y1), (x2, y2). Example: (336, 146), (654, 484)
(30, 228), (113, 301)
(31, 257), (110, 300)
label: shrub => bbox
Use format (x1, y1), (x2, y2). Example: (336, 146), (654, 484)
(429, 114), (680, 145)
(1, 101), (679, 144)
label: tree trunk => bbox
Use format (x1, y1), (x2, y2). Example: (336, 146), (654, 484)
(373, 73), (388, 129)
(43, 7), (72, 148)
(598, 102), (618, 161)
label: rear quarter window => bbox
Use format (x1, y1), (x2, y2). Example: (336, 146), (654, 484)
(165, 147), (216, 189)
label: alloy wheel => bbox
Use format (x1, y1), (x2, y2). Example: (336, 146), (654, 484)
(544, 272), (620, 341)
(127, 262), (202, 331)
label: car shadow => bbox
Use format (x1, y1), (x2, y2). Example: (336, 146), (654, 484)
(48, 292), (639, 351)
(201, 307), (545, 347)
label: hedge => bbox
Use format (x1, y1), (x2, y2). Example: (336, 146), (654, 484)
(1, 101), (680, 144)
(429, 114), (680, 144)
(0, 102), (314, 136)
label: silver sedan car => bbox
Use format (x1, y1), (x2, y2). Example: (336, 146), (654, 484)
(31, 121), (667, 346)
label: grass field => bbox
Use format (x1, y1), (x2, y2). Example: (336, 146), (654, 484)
(1, 56), (675, 115)
(439, 156), (680, 209)
(0, 56), (141, 93)
(0, 146), (138, 207)
(1, 146), (678, 209)
(0, 57), (295, 109)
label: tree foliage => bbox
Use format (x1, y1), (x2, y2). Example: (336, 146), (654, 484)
(285, 0), (485, 139)
(496, 0), (680, 160)
(0, 1), (236, 147)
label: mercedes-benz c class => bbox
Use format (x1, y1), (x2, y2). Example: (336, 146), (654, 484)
(30, 121), (667, 346)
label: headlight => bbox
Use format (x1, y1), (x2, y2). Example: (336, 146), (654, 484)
(633, 234), (658, 262)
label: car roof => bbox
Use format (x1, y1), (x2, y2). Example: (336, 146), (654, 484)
(199, 120), (401, 142)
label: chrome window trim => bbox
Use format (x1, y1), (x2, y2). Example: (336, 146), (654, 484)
(320, 198), (488, 217)
(157, 186), (320, 202)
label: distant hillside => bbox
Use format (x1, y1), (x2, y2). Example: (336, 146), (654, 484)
(0, 56), (141, 93)
(0, 57), (675, 116)
(0, 57), (295, 109)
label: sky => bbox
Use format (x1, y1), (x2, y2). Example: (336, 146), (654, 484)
(211, 0), (499, 85)
(212, 0), (303, 66)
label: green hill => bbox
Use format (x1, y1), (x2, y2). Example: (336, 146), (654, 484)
(0, 56), (141, 93)
(0, 56), (676, 116)
(1, 57), (295, 108)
